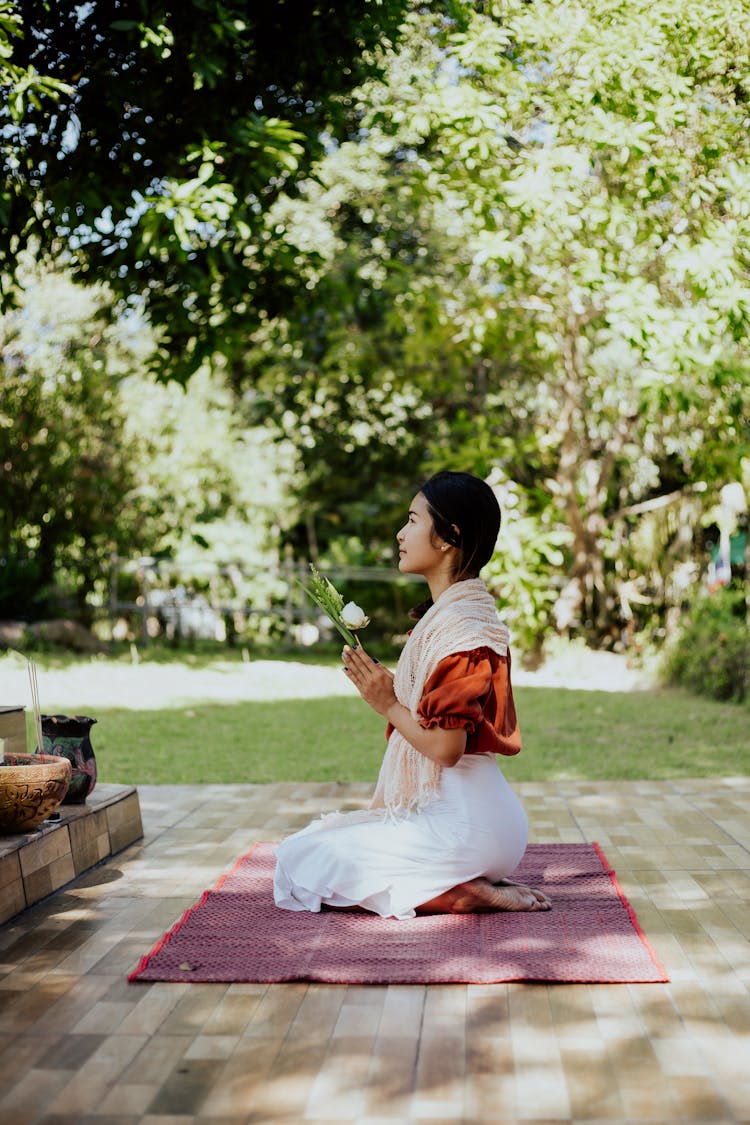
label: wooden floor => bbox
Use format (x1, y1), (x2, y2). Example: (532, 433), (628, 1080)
(0, 777), (748, 1124)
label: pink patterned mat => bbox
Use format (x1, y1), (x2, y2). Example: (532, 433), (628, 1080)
(129, 842), (668, 985)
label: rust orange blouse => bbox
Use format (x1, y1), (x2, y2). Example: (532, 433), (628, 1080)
(387, 647), (521, 757)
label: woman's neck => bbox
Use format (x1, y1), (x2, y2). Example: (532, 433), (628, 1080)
(427, 574), (457, 602)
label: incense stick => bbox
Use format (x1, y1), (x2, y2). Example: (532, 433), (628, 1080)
(28, 658), (45, 760)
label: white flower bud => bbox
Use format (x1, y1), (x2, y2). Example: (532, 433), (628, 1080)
(340, 601), (370, 629)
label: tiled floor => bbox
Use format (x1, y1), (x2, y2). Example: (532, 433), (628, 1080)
(0, 776), (748, 1124)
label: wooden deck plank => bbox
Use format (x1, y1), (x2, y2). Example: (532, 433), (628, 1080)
(0, 778), (747, 1124)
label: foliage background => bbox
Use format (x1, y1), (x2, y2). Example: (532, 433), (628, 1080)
(1, 0), (749, 679)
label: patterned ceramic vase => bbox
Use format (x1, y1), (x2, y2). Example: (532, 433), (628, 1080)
(40, 714), (98, 804)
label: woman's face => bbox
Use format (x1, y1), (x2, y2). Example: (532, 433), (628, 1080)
(396, 492), (448, 579)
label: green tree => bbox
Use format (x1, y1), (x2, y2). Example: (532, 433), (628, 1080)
(245, 135), (457, 561)
(0, 0), (72, 311)
(0, 269), (135, 616)
(248, 0), (750, 644)
(2, 0), (413, 381)
(0, 266), (299, 622)
(440, 0), (750, 634)
(120, 367), (298, 571)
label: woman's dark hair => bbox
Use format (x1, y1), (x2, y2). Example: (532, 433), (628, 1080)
(409, 470), (501, 618)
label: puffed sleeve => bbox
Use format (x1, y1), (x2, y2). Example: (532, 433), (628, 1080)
(417, 649), (494, 732)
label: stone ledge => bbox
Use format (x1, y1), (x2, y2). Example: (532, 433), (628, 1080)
(0, 784), (143, 924)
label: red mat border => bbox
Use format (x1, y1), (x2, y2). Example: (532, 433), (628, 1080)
(128, 843), (264, 982)
(128, 841), (669, 985)
(591, 841), (668, 981)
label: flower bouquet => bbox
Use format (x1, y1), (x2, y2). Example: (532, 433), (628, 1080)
(299, 565), (370, 647)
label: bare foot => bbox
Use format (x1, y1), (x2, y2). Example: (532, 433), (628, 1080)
(417, 877), (551, 914)
(493, 878), (552, 911)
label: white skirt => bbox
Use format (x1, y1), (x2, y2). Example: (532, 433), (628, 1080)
(273, 753), (529, 919)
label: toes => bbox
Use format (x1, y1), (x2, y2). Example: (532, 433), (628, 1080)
(512, 888), (551, 912)
(495, 880), (552, 910)
(521, 884), (551, 909)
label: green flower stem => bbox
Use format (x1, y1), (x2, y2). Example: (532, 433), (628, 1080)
(298, 570), (359, 647)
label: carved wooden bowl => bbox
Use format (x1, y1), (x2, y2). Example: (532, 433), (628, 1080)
(0, 754), (72, 834)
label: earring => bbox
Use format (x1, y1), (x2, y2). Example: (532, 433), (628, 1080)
(441, 545), (448, 551)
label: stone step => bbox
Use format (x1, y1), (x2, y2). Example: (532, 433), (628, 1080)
(0, 784), (143, 924)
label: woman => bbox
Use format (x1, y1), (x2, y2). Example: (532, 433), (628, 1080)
(273, 471), (551, 917)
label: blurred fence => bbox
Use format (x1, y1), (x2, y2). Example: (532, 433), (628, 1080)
(108, 552), (421, 646)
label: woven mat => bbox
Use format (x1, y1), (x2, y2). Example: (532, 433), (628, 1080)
(129, 842), (668, 985)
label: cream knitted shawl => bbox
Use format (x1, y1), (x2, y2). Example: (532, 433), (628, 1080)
(370, 578), (509, 817)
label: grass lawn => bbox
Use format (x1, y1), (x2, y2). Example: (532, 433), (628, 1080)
(87, 685), (749, 785)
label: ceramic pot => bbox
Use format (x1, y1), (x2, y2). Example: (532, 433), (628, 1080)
(40, 714), (98, 804)
(0, 754), (72, 833)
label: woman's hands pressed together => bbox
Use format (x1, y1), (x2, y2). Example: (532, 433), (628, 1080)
(342, 644), (396, 717)
(343, 642), (467, 767)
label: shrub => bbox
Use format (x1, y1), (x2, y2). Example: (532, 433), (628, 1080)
(663, 587), (749, 702)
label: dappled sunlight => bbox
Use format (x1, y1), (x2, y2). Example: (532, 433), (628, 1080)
(1, 777), (747, 1122)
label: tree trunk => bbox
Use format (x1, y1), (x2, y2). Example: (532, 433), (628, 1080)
(550, 310), (634, 641)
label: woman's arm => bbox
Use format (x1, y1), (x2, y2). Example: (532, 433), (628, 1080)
(342, 644), (467, 768)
